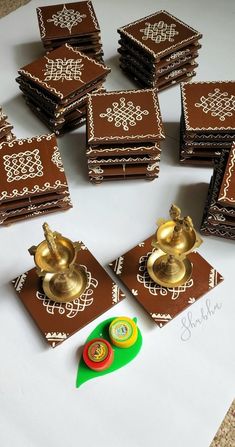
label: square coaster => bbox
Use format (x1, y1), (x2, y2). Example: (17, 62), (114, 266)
(218, 142), (235, 207)
(109, 236), (223, 328)
(12, 242), (126, 347)
(18, 44), (110, 101)
(181, 81), (235, 132)
(118, 10), (202, 60)
(37, 1), (100, 41)
(87, 89), (165, 145)
(0, 134), (69, 205)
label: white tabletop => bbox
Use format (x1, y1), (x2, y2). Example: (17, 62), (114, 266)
(0, 1), (234, 446)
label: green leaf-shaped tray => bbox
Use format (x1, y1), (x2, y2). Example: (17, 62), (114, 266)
(76, 317), (142, 388)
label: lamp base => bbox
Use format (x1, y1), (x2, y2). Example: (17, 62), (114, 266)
(43, 264), (88, 303)
(147, 250), (192, 287)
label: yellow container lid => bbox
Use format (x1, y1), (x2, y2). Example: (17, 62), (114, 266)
(109, 317), (138, 348)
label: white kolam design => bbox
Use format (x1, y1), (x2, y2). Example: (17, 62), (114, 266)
(119, 10), (201, 58)
(3, 149), (43, 183)
(99, 97), (149, 131)
(47, 5), (86, 34)
(140, 21), (178, 43)
(181, 81), (235, 131)
(195, 88), (235, 121)
(51, 146), (64, 172)
(137, 251), (194, 299)
(88, 89), (165, 142)
(44, 57), (84, 82)
(36, 265), (98, 318)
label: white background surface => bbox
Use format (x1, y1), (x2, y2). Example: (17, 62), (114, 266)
(0, 1), (234, 446)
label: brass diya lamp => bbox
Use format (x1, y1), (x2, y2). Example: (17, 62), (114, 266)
(29, 223), (88, 303)
(147, 204), (203, 288)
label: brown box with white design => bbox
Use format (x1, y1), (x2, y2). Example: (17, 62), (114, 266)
(180, 81), (235, 166)
(86, 88), (165, 183)
(117, 10), (202, 91)
(37, 1), (103, 61)
(16, 44), (110, 135)
(0, 134), (72, 225)
(201, 143), (235, 240)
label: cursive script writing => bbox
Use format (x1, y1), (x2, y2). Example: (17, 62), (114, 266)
(180, 299), (222, 341)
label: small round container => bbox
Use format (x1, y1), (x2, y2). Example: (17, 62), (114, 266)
(83, 338), (114, 371)
(109, 317), (138, 349)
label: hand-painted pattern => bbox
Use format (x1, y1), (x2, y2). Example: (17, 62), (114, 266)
(140, 21), (178, 43)
(3, 149), (43, 182)
(36, 265), (98, 318)
(47, 5), (86, 34)
(44, 57), (84, 82)
(195, 88), (235, 121)
(99, 97), (149, 131)
(51, 146), (64, 172)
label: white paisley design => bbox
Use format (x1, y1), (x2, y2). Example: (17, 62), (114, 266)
(47, 5), (86, 34)
(44, 57), (84, 82)
(36, 265), (98, 318)
(137, 251), (194, 299)
(195, 88), (235, 121)
(99, 97), (149, 131)
(140, 21), (178, 43)
(51, 146), (64, 172)
(3, 149), (43, 182)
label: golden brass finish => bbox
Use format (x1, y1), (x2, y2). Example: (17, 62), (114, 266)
(29, 223), (87, 303)
(148, 204), (203, 287)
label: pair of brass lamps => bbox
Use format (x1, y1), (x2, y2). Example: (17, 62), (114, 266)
(29, 205), (202, 304)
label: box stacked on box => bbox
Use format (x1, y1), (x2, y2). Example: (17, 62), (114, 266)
(37, 1), (103, 61)
(0, 106), (14, 144)
(180, 81), (235, 166)
(117, 10), (202, 91)
(200, 143), (235, 240)
(0, 134), (72, 225)
(16, 44), (110, 135)
(86, 89), (165, 183)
